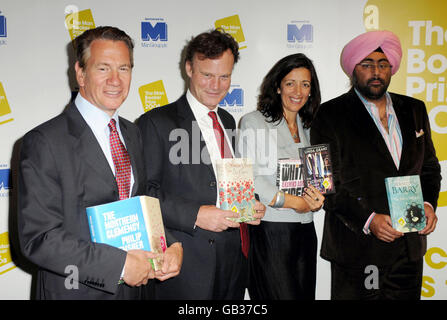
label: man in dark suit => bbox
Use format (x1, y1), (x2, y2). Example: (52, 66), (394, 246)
(17, 26), (182, 300)
(311, 30), (441, 300)
(137, 29), (265, 299)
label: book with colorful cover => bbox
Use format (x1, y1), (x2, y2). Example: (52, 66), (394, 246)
(276, 158), (304, 196)
(216, 158), (256, 223)
(86, 195), (167, 271)
(385, 175), (426, 233)
(299, 143), (335, 194)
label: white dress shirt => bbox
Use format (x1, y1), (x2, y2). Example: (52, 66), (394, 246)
(186, 90), (234, 206)
(74, 93), (135, 194)
(186, 90), (234, 172)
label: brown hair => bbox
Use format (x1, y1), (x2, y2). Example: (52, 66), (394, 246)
(74, 26), (134, 69)
(184, 28), (239, 66)
(258, 53), (321, 129)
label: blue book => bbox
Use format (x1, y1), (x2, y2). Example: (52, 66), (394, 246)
(86, 196), (167, 270)
(385, 175), (426, 233)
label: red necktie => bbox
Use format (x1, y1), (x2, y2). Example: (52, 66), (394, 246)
(208, 111), (249, 258)
(108, 119), (131, 200)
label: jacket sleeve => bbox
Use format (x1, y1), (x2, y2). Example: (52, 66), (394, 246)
(237, 114), (278, 206)
(417, 101), (442, 210)
(18, 129), (126, 294)
(311, 105), (375, 235)
(137, 114), (201, 236)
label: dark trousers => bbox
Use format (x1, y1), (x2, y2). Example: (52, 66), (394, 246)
(248, 221), (317, 300)
(330, 244), (423, 300)
(212, 229), (248, 300)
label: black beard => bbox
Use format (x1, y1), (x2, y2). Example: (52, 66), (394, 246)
(353, 75), (389, 100)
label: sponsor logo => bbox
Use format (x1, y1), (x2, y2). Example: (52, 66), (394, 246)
(287, 21), (313, 49)
(141, 18), (168, 48)
(0, 232), (15, 276)
(364, 0), (447, 207)
(0, 82), (13, 125)
(0, 11), (6, 37)
(0, 11), (7, 46)
(139, 80), (168, 112)
(219, 85), (244, 113)
(0, 168), (10, 191)
(0, 165), (11, 199)
(422, 246), (447, 298)
(215, 14), (247, 50)
(65, 7), (95, 41)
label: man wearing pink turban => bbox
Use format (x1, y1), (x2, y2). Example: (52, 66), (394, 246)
(311, 30), (441, 300)
(341, 30), (402, 77)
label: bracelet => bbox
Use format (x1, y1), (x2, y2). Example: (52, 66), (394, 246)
(272, 191), (285, 208)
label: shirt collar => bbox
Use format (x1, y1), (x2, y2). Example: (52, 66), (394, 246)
(75, 93), (120, 130)
(186, 90), (219, 121)
(354, 88), (393, 113)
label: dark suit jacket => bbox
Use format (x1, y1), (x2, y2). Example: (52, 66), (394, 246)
(137, 94), (244, 299)
(310, 89), (441, 267)
(17, 103), (148, 299)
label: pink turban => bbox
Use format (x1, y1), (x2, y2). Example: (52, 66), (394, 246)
(341, 30), (402, 76)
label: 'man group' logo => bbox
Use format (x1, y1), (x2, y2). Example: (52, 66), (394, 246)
(0, 168), (10, 190)
(219, 85), (244, 113)
(0, 167), (11, 199)
(0, 10), (7, 46)
(0, 11), (6, 37)
(287, 21), (313, 49)
(141, 18), (168, 48)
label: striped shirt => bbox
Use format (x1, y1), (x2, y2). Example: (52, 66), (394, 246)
(355, 89), (403, 235)
(356, 90), (435, 235)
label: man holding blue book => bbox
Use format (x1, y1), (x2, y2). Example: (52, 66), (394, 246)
(17, 26), (182, 299)
(311, 30), (441, 300)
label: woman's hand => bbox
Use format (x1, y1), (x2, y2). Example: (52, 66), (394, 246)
(302, 185), (325, 212)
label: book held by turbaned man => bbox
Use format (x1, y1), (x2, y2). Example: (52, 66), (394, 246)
(86, 195), (167, 270)
(216, 158), (256, 223)
(385, 175), (426, 233)
(299, 143), (335, 194)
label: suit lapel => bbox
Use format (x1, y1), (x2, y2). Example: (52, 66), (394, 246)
(66, 104), (118, 195)
(119, 118), (140, 196)
(392, 94), (415, 174)
(176, 95), (215, 178)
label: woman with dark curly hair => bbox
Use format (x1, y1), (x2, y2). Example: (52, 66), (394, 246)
(237, 53), (325, 300)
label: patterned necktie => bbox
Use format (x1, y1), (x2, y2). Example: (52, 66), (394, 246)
(108, 119), (131, 200)
(208, 111), (249, 258)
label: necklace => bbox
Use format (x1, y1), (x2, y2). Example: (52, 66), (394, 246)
(284, 116), (300, 142)
(283, 113), (300, 143)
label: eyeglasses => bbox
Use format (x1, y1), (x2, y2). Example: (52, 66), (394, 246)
(357, 62), (392, 71)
